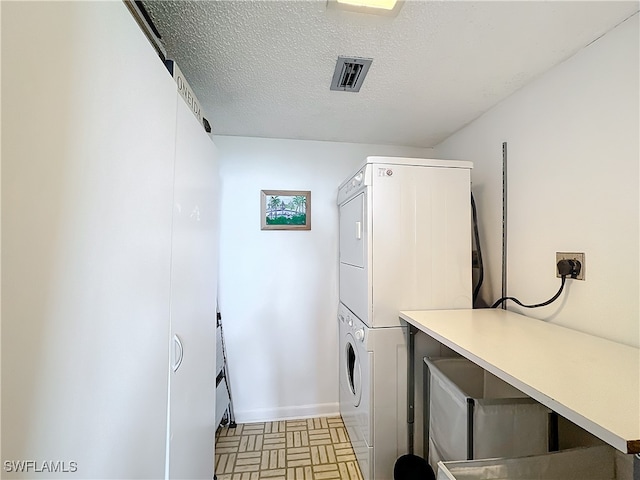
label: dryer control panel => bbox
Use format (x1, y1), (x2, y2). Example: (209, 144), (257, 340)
(338, 168), (366, 205)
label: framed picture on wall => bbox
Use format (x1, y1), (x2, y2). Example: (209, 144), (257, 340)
(261, 190), (311, 230)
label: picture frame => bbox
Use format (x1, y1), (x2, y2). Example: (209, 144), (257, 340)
(261, 190), (311, 230)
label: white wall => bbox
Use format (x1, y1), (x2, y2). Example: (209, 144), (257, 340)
(435, 14), (639, 347)
(215, 136), (432, 422)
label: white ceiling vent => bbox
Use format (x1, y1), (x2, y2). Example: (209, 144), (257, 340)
(330, 56), (373, 92)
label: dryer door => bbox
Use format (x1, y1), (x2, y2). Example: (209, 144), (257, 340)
(339, 192), (369, 323)
(344, 333), (362, 407)
(339, 192), (365, 268)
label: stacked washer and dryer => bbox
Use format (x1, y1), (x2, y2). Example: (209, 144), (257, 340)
(337, 157), (473, 480)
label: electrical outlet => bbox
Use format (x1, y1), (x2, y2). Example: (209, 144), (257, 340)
(556, 252), (585, 280)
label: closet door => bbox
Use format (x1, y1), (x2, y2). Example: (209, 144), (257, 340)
(167, 96), (220, 479)
(2, 2), (177, 478)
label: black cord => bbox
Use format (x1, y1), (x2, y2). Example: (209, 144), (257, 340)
(471, 193), (484, 307)
(491, 275), (567, 309)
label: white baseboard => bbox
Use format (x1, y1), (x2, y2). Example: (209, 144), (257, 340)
(234, 402), (340, 424)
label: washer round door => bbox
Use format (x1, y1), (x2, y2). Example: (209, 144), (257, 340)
(344, 333), (362, 407)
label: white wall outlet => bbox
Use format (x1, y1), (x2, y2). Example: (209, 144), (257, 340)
(556, 252), (585, 280)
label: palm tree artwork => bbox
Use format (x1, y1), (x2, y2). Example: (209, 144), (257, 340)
(268, 195), (281, 220)
(261, 190), (310, 230)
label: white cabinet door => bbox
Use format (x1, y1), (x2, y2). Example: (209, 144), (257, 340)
(167, 97), (219, 479)
(2, 3), (177, 478)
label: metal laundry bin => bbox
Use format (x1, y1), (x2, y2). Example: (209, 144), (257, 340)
(423, 357), (552, 470)
(436, 444), (636, 480)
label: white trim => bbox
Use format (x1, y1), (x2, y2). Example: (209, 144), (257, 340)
(234, 403), (340, 424)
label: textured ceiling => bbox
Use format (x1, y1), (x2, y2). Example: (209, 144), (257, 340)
(143, 1), (638, 148)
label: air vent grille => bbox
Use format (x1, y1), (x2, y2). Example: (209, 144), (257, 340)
(330, 56), (373, 92)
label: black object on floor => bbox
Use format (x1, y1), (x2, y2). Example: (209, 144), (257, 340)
(393, 454), (436, 480)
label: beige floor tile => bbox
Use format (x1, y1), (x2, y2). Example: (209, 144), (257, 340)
(215, 416), (363, 480)
(260, 468), (286, 478)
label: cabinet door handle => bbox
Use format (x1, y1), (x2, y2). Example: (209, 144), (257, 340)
(355, 221), (362, 240)
(172, 334), (184, 373)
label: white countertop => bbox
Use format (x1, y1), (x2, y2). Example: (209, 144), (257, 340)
(399, 308), (640, 454)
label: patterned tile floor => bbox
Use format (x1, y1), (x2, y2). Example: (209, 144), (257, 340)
(215, 416), (364, 480)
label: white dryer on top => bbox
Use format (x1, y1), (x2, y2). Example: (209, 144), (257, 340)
(337, 156), (473, 328)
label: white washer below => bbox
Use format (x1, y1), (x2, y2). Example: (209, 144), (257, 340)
(338, 303), (408, 480)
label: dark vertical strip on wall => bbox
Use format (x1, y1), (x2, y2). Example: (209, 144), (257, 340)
(501, 142), (508, 309)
